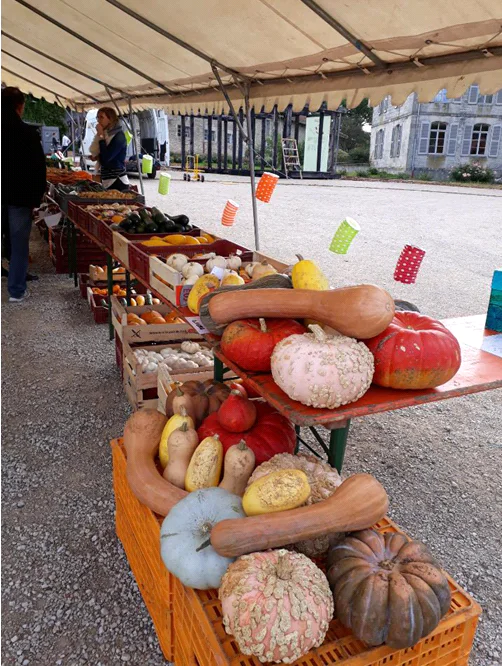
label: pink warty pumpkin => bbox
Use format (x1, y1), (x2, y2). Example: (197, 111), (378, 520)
(220, 549), (333, 663)
(271, 325), (374, 409)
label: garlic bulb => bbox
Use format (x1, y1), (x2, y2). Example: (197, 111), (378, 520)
(183, 274), (199, 286)
(226, 254), (242, 271)
(244, 262), (257, 278)
(182, 262), (204, 279)
(205, 255), (227, 272)
(166, 253), (188, 272)
(181, 341), (201, 354)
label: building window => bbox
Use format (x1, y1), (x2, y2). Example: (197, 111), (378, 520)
(478, 94), (494, 104)
(204, 129), (216, 142)
(467, 85), (479, 104)
(378, 97), (389, 114)
(374, 129), (384, 159)
(428, 122), (447, 154)
(177, 126), (190, 138)
(470, 124), (490, 155)
(390, 124), (402, 157)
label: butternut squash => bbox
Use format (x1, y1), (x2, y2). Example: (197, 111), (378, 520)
(210, 473), (388, 557)
(163, 422), (199, 489)
(242, 469), (311, 515)
(159, 407), (194, 469)
(124, 409), (187, 516)
(219, 440), (255, 496)
(171, 387), (197, 424)
(185, 434), (223, 491)
(208, 285), (395, 339)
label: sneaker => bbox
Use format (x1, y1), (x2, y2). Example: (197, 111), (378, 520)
(8, 292), (28, 303)
(26, 273), (39, 282)
(1, 268), (8, 278)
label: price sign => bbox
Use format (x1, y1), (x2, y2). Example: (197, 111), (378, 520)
(185, 317), (209, 335)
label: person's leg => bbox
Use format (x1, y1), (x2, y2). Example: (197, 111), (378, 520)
(7, 206), (32, 299)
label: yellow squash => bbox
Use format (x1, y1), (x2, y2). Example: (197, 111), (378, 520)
(242, 469), (311, 516)
(185, 434), (223, 491)
(187, 274), (220, 314)
(164, 234), (187, 245)
(159, 407), (194, 469)
(291, 254), (329, 290)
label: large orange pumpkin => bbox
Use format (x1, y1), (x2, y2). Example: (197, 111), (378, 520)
(364, 312), (461, 389)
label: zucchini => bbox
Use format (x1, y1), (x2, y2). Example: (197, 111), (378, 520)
(151, 207), (169, 225)
(145, 291), (153, 306)
(139, 209), (152, 224)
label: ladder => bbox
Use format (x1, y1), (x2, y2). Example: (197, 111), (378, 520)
(281, 138), (302, 179)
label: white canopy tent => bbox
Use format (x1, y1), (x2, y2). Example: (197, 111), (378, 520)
(2, 0), (502, 246)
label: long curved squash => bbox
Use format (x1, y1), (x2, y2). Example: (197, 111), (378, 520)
(210, 473), (388, 557)
(208, 285), (395, 339)
(124, 409), (187, 515)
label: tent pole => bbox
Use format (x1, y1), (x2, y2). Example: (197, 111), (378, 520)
(244, 88), (260, 251)
(128, 98), (144, 196)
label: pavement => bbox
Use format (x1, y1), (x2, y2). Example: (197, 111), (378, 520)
(2, 176), (501, 665)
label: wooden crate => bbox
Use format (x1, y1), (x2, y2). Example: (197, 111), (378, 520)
(149, 250), (290, 307)
(111, 295), (202, 344)
(112, 231), (131, 268)
(123, 340), (214, 390)
(110, 439), (481, 666)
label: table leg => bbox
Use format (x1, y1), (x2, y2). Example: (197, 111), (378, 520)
(294, 425), (300, 454)
(67, 219), (73, 279)
(328, 420), (351, 473)
(72, 224), (78, 287)
(125, 271), (132, 306)
(214, 356), (224, 383)
(107, 253), (114, 341)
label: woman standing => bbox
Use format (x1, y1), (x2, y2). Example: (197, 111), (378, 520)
(95, 107), (130, 191)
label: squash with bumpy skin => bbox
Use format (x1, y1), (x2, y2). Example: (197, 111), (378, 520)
(220, 549), (333, 663)
(271, 325), (374, 409)
(246, 453), (342, 556)
(327, 529), (451, 648)
(160, 487), (245, 589)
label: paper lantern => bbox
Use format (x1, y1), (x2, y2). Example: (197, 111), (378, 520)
(222, 200), (239, 227)
(394, 245), (425, 284)
(158, 173), (171, 195)
(255, 172), (279, 203)
(142, 155), (153, 175)
(329, 217), (360, 254)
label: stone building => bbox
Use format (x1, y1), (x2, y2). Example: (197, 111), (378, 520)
(369, 85), (502, 179)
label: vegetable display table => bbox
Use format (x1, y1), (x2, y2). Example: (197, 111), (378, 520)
(213, 315), (502, 470)
(64, 205), (502, 472)
(111, 438), (481, 666)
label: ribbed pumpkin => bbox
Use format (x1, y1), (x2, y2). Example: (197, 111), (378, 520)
(220, 317), (306, 372)
(271, 325), (374, 409)
(327, 529), (451, 648)
(364, 312), (461, 389)
(220, 549), (333, 663)
(246, 453), (342, 556)
(198, 402), (296, 466)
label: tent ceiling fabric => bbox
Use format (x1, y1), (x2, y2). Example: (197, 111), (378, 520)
(2, 0), (502, 111)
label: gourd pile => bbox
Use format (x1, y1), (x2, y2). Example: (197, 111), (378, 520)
(120, 254), (463, 663)
(124, 403), (452, 663)
(133, 341), (213, 375)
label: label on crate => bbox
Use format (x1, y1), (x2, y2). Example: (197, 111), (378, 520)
(44, 212), (62, 228)
(185, 317), (209, 335)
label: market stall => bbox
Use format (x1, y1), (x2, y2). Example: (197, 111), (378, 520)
(4, 1), (502, 664)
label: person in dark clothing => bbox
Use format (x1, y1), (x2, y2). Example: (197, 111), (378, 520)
(95, 107), (130, 191)
(1, 87), (46, 302)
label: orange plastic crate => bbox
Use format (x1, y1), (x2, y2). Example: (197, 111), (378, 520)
(110, 439), (481, 666)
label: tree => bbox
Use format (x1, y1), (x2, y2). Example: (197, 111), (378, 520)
(338, 98), (371, 158)
(22, 94), (67, 135)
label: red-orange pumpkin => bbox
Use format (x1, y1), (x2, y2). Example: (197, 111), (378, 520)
(218, 391), (257, 433)
(364, 312), (461, 389)
(198, 402), (296, 466)
(220, 317), (306, 372)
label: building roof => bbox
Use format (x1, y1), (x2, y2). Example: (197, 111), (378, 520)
(2, 0), (502, 112)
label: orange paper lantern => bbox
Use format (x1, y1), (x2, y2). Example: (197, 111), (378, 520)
(255, 172), (279, 203)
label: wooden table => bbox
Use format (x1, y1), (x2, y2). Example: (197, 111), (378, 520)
(64, 205), (502, 472)
(213, 315), (502, 470)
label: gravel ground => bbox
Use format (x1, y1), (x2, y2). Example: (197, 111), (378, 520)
(2, 176), (501, 666)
